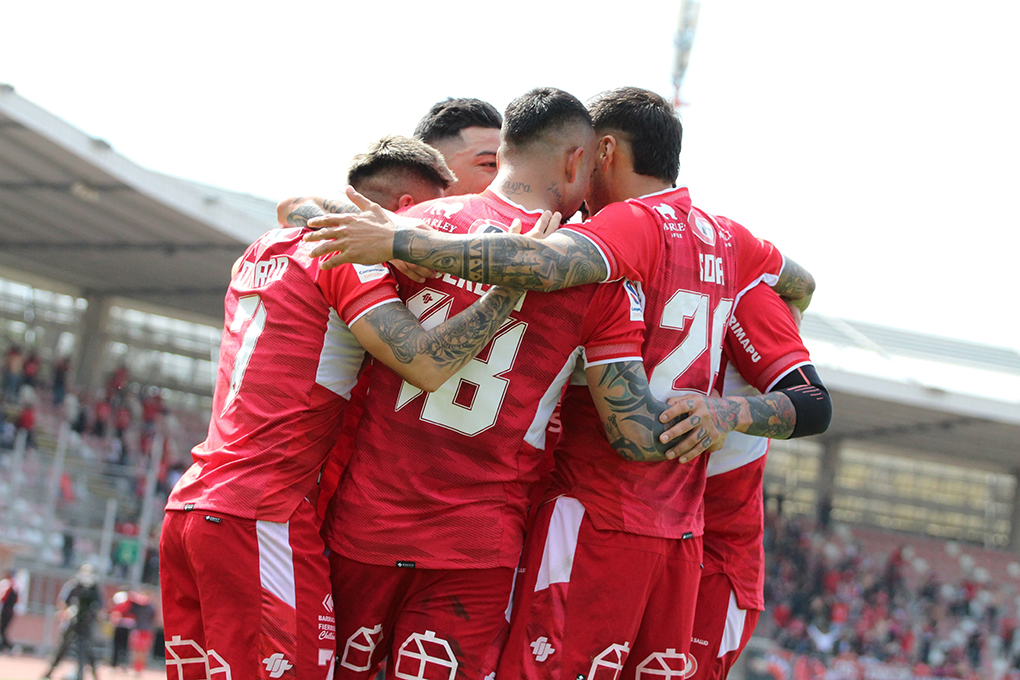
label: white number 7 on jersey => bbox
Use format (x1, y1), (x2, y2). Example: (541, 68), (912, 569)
(221, 294), (267, 415)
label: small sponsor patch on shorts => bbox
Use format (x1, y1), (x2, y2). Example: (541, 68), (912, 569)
(204, 515), (222, 524)
(682, 531), (693, 539)
(396, 560), (415, 569)
(184, 503), (195, 511)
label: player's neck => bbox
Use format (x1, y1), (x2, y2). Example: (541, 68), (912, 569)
(491, 168), (560, 213)
(616, 172), (673, 202)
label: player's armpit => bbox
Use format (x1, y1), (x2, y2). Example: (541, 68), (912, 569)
(772, 257), (816, 312)
(349, 287), (524, 392)
(585, 361), (677, 462)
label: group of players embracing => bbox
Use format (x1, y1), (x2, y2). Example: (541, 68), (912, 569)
(159, 86), (833, 680)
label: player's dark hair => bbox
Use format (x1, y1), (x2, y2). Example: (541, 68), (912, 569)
(347, 135), (456, 190)
(413, 98), (503, 145)
(587, 87), (682, 184)
(501, 87), (592, 150)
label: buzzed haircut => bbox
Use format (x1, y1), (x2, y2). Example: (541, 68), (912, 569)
(501, 87), (593, 151)
(413, 98), (503, 145)
(587, 87), (682, 184)
(347, 135), (456, 191)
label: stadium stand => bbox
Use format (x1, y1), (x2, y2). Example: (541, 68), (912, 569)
(1, 85), (1019, 679)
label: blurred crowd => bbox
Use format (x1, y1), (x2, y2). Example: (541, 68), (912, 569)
(762, 512), (1020, 679)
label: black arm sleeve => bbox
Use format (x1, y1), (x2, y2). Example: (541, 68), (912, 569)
(772, 364), (832, 438)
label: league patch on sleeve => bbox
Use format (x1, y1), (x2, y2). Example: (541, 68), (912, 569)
(623, 279), (645, 321)
(352, 263), (389, 283)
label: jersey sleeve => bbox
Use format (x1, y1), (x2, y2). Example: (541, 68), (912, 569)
(725, 282), (812, 393)
(315, 262), (402, 326)
(578, 281), (646, 367)
(719, 216), (785, 294)
(561, 201), (662, 284)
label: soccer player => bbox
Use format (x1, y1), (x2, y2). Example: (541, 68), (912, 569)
(160, 139), (523, 680)
(413, 97), (503, 195)
(316, 87), (670, 680)
(304, 87), (817, 678)
(687, 283), (830, 680)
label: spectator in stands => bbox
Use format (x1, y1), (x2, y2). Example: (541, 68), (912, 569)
(2, 344), (23, 401)
(14, 395), (36, 450)
(0, 571), (18, 652)
(128, 588), (157, 673)
(108, 589), (135, 669)
(21, 351), (39, 387)
(52, 355), (70, 406)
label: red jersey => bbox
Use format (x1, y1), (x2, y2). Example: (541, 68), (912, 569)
(166, 227), (401, 522)
(548, 187), (785, 538)
(324, 190), (645, 570)
(703, 282), (812, 610)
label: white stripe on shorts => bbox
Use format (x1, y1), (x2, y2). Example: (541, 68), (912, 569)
(718, 589), (746, 658)
(256, 519), (297, 609)
(534, 497), (586, 592)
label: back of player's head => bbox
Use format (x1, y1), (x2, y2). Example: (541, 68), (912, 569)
(501, 87), (594, 155)
(413, 98), (503, 145)
(347, 135), (456, 210)
(587, 87), (682, 184)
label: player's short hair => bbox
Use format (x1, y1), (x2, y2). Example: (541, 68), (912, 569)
(587, 87), (682, 184)
(501, 87), (592, 152)
(347, 135), (456, 191)
(413, 98), (503, 145)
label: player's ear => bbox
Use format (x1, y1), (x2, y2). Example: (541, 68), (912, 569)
(565, 146), (585, 185)
(396, 194), (416, 209)
(599, 135), (617, 171)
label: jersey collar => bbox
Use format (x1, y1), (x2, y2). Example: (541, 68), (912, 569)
(486, 188), (547, 216)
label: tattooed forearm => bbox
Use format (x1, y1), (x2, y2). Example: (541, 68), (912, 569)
(741, 391), (796, 439)
(363, 287), (523, 374)
(773, 258), (815, 312)
(281, 197), (359, 228)
(393, 229), (607, 291)
(592, 361), (677, 462)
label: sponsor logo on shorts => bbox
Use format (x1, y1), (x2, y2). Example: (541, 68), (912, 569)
(322, 593), (334, 613)
(165, 635), (232, 680)
(588, 642), (630, 680)
(396, 560), (416, 569)
(262, 653), (293, 678)
(341, 623), (383, 672)
(394, 630), (458, 680)
(635, 649), (695, 680)
(530, 636), (555, 662)
(691, 637), (710, 646)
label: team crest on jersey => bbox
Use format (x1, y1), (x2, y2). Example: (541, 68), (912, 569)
(468, 219), (509, 234)
(688, 212), (716, 246)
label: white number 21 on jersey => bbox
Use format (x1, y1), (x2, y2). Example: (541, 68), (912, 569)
(648, 289), (733, 400)
(395, 288), (527, 436)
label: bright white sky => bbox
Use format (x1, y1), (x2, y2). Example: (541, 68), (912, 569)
(2, 0), (1018, 349)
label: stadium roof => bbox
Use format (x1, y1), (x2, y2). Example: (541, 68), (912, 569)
(803, 314), (1020, 472)
(0, 84), (274, 323)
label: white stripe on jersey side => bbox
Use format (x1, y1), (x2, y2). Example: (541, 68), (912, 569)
(256, 520), (297, 609)
(523, 347), (583, 450)
(558, 228), (613, 283)
(718, 589), (747, 658)
(315, 309), (368, 399)
(708, 364), (767, 477)
(764, 361), (814, 393)
(534, 497), (586, 592)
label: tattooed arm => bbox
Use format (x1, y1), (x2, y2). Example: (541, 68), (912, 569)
(656, 392), (798, 463)
(773, 257), (815, 312)
(276, 196), (360, 228)
(302, 188), (607, 291)
(585, 361), (684, 462)
(349, 287), (523, 392)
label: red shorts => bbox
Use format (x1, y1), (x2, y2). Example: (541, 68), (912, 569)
(160, 500), (336, 680)
(687, 572), (760, 680)
(329, 553), (513, 680)
(499, 497), (703, 680)
(130, 629), (155, 653)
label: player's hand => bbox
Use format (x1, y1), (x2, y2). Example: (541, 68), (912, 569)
(304, 186), (399, 270)
(391, 261), (433, 283)
(529, 210), (561, 240)
(657, 395), (739, 463)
